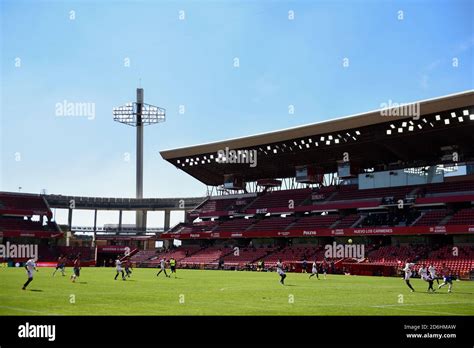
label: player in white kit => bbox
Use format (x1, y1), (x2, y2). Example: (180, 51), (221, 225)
(309, 261), (319, 279)
(156, 258), (170, 278)
(276, 259), (286, 284)
(403, 262), (415, 292)
(428, 264), (439, 284)
(114, 256), (126, 280)
(419, 264), (435, 292)
(22, 258), (38, 290)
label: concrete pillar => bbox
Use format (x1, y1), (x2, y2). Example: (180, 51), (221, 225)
(93, 209), (98, 232)
(68, 208), (73, 231)
(93, 209), (98, 246)
(164, 210), (171, 231)
(119, 210), (123, 232)
(143, 210), (147, 232)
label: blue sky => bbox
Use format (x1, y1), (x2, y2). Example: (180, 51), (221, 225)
(1, 0), (473, 227)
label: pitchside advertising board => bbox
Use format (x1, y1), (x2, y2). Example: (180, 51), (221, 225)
(161, 224), (474, 239)
(97, 245), (130, 254)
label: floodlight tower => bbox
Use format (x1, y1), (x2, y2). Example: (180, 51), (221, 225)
(113, 88), (166, 230)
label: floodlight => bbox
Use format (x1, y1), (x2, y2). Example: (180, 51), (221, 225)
(112, 88), (166, 230)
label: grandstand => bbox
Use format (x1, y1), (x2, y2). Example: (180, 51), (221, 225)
(1, 90), (474, 279)
(0, 192), (61, 239)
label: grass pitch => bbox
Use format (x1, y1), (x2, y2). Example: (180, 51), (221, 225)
(0, 267), (473, 316)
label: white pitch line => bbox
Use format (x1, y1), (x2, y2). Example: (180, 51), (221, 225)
(0, 305), (59, 316)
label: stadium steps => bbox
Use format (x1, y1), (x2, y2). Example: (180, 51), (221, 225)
(244, 221), (258, 231)
(352, 214), (367, 228)
(241, 195), (263, 211)
(410, 212), (425, 226)
(407, 187), (420, 197)
(439, 212), (454, 226)
(324, 191), (339, 202)
(248, 248), (277, 263)
(331, 214), (359, 228)
(190, 197), (211, 213)
(284, 220), (299, 231)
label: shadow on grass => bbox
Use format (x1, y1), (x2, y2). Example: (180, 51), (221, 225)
(29, 289), (43, 292)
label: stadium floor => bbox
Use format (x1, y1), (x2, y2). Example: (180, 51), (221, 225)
(0, 267), (473, 316)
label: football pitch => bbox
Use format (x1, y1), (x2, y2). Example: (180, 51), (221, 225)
(1, 267), (473, 316)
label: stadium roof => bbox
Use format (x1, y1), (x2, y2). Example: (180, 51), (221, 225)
(160, 90), (474, 186)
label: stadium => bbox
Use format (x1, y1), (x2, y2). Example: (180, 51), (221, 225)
(1, 1), (474, 346)
(1, 90), (474, 317)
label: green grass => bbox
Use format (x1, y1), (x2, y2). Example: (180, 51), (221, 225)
(1, 267), (473, 316)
